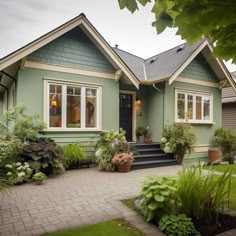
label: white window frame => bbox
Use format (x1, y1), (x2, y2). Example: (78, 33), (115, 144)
(175, 89), (213, 124)
(44, 79), (102, 131)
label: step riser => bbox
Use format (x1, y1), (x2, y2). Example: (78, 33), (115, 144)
(133, 145), (160, 150)
(134, 156), (174, 162)
(132, 161), (178, 170)
(137, 150), (163, 155)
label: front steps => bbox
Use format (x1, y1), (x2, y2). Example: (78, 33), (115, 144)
(131, 143), (178, 169)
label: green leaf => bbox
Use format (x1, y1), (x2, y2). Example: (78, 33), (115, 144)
(147, 211), (155, 222)
(154, 195), (165, 202)
(148, 201), (158, 210)
(31, 154), (41, 161)
(42, 162), (48, 168)
(138, 0), (149, 6)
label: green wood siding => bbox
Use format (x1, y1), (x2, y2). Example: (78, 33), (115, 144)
(164, 80), (222, 160)
(28, 27), (115, 73)
(16, 68), (119, 156)
(180, 53), (218, 82)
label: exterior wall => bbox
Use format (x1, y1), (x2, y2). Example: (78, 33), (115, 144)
(180, 53), (218, 82)
(16, 67), (119, 157)
(164, 80), (222, 161)
(28, 27), (115, 73)
(222, 103), (236, 130)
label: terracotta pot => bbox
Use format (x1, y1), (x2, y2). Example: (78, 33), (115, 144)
(117, 163), (132, 172)
(208, 148), (220, 163)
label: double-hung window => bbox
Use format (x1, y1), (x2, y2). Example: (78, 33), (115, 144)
(175, 89), (213, 123)
(45, 80), (101, 130)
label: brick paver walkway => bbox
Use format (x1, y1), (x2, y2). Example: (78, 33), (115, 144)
(0, 166), (181, 236)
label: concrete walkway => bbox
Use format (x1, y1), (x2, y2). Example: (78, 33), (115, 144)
(0, 166), (181, 236)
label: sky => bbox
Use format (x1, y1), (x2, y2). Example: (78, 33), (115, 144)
(0, 0), (235, 72)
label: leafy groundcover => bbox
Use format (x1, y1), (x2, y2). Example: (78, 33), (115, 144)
(122, 198), (236, 236)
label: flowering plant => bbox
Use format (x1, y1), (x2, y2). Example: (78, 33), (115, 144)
(5, 162), (32, 184)
(112, 152), (134, 165)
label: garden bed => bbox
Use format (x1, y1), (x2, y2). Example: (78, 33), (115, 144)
(192, 213), (236, 236)
(122, 198), (236, 236)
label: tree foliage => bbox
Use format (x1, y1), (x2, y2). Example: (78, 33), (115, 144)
(118, 0), (236, 63)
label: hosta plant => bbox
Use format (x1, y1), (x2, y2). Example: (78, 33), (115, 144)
(159, 214), (200, 236)
(140, 176), (181, 222)
(95, 129), (128, 171)
(22, 137), (64, 175)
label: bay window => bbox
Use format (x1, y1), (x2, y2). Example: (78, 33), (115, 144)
(46, 80), (100, 130)
(175, 89), (213, 123)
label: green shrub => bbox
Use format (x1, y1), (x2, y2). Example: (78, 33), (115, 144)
(95, 129), (128, 171)
(2, 104), (45, 142)
(22, 137), (64, 175)
(160, 123), (196, 163)
(136, 126), (149, 137)
(62, 143), (85, 169)
(140, 176), (181, 222)
(159, 214), (200, 236)
(0, 138), (22, 167)
(213, 128), (236, 163)
(177, 164), (232, 221)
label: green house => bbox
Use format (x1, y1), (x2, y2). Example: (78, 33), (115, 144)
(0, 14), (235, 162)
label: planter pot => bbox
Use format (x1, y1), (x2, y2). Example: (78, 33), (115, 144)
(208, 148), (220, 163)
(117, 163), (132, 172)
(137, 136), (145, 143)
(34, 179), (45, 185)
(79, 158), (93, 168)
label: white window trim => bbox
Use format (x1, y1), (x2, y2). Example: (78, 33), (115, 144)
(44, 79), (102, 131)
(175, 89), (214, 124)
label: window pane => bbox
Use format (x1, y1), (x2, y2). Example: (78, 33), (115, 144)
(67, 86), (81, 128)
(203, 96), (210, 120)
(86, 89), (97, 128)
(49, 84), (62, 127)
(196, 96), (202, 120)
(187, 95), (193, 120)
(177, 93), (185, 119)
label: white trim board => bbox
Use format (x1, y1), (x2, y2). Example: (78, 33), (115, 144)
(25, 60), (115, 80)
(175, 76), (219, 88)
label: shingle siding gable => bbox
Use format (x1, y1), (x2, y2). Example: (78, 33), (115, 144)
(180, 53), (218, 82)
(28, 27), (115, 72)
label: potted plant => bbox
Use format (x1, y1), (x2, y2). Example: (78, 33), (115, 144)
(32, 172), (47, 185)
(160, 123), (196, 164)
(112, 152), (134, 172)
(136, 126), (149, 143)
(211, 128), (236, 164)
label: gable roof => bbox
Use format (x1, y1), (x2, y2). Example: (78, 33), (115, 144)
(114, 39), (236, 91)
(0, 14), (139, 88)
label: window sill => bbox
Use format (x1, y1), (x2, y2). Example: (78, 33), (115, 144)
(175, 121), (215, 125)
(43, 128), (102, 132)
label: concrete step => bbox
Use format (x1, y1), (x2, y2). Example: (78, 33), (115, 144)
(134, 153), (173, 162)
(132, 159), (179, 170)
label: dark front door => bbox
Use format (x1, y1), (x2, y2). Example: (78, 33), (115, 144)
(119, 93), (133, 141)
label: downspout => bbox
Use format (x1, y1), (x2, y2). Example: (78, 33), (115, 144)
(153, 83), (164, 130)
(0, 84), (9, 111)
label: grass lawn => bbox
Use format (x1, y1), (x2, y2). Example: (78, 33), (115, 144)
(44, 219), (143, 236)
(205, 164), (236, 174)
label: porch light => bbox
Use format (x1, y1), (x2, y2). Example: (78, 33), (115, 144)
(135, 98), (141, 105)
